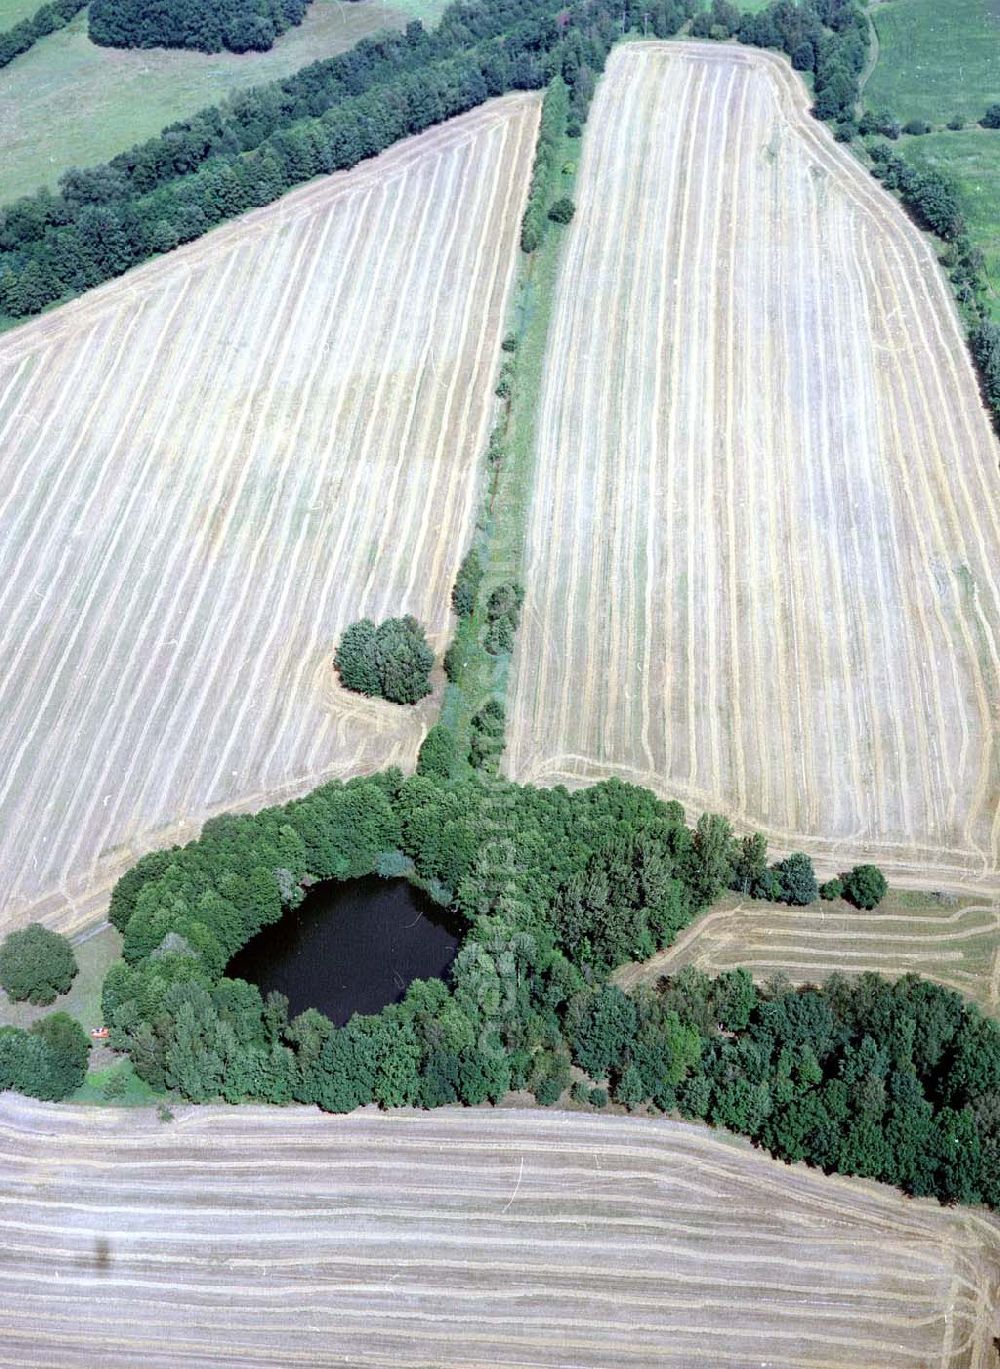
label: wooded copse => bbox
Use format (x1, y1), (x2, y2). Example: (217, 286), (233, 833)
(0, 1013), (90, 1101)
(89, 0), (310, 55)
(0, 923), (78, 1005)
(334, 617), (434, 705)
(89, 758), (1000, 1213)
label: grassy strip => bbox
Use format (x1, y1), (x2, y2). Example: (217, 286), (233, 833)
(434, 111), (580, 774)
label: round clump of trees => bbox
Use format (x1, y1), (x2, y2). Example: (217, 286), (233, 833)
(841, 864), (888, 910)
(334, 616), (434, 705)
(0, 923), (78, 1005)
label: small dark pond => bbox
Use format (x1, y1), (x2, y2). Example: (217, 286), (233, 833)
(226, 876), (461, 1026)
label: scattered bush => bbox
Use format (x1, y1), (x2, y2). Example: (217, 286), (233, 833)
(451, 547), (483, 620)
(981, 104), (1000, 130)
(947, 115), (965, 131)
(903, 119), (931, 136)
(416, 724), (455, 781)
(0, 924), (78, 1005)
(334, 616), (433, 705)
(468, 699), (505, 771)
(570, 1078), (591, 1104)
(841, 864), (887, 910)
(547, 196), (576, 225)
(773, 853), (818, 906)
(588, 1085), (608, 1108)
(501, 332), (519, 353)
(494, 358), (515, 398)
(819, 877), (844, 901)
(483, 582), (525, 655)
(860, 108), (901, 139)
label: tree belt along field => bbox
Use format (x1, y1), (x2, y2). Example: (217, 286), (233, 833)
(0, 0), (870, 320)
(0, 0), (84, 70)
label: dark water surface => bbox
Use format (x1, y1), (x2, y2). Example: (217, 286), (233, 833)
(226, 876), (461, 1025)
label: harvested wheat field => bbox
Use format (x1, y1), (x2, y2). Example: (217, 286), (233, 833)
(0, 94), (538, 937)
(505, 42), (1000, 893)
(615, 888), (1000, 1012)
(0, 1098), (997, 1367)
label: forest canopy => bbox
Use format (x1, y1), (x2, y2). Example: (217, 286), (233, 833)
(91, 758), (1000, 1215)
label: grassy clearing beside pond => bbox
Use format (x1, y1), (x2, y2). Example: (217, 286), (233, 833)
(70, 1058), (161, 1105)
(0, 0), (423, 202)
(0, 923), (120, 1032)
(867, 0), (1000, 125)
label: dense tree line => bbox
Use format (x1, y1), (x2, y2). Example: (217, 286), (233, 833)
(0, 0), (645, 317)
(867, 144), (965, 240)
(572, 967), (1000, 1208)
(89, 0), (309, 55)
(691, 0), (869, 131)
(0, 0), (85, 70)
(520, 76), (569, 252)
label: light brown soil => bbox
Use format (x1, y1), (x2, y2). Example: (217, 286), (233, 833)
(0, 95), (539, 938)
(505, 43), (1000, 898)
(0, 1097), (997, 1367)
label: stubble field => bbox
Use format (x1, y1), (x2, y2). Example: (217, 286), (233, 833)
(505, 42), (1000, 893)
(0, 94), (538, 937)
(0, 1098), (996, 1367)
(615, 888), (1000, 1013)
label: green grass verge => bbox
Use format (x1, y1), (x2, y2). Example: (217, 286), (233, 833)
(0, 0), (432, 202)
(0, 922), (121, 1032)
(866, 0), (1000, 125)
(0, 0), (45, 27)
(70, 1057), (162, 1105)
(440, 130), (579, 768)
(898, 128), (1000, 319)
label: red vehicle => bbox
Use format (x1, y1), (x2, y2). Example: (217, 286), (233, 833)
(90, 1026), (110, 1040)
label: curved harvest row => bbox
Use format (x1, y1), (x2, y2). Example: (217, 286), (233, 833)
(0, 94), (539, 936)
(505, 43), (1000, 893)
(0, 1098), (996, 1366)
(616, 890), (1000, 1013)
